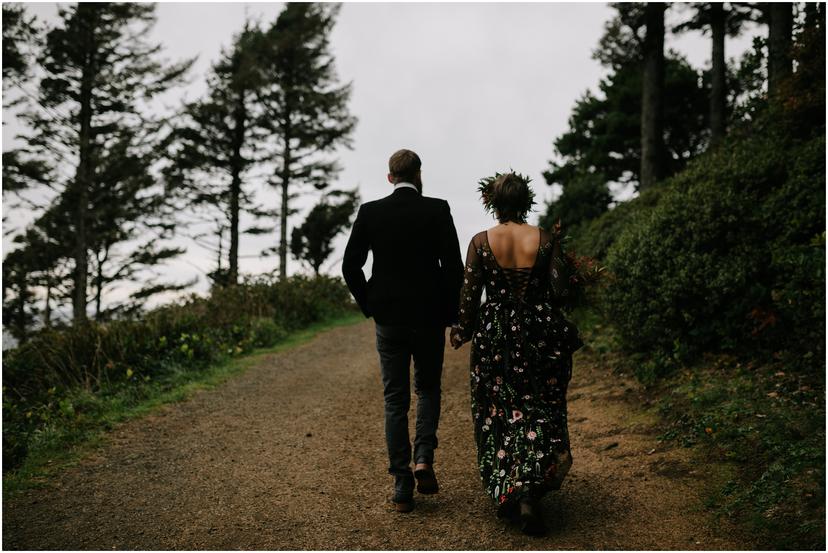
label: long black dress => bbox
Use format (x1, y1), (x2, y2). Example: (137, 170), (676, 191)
(454, 228), (583, 512)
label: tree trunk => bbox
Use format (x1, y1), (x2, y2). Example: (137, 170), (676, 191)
(710, 2), (727, 146)
(640, 2), (666, 190)
(95, 253), (103, 320)
(74, 98), (92, 322)
(279, 129), (292, 280)
(44, 279), (52, 328)
(73, 8), (97, 323)
(228, 94), (247, 285)
(767, 2), (793, 98)
(15, 270), (27, 342)
(216, 225), (224, 275)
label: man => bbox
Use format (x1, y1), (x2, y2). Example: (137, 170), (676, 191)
(342, 149), (464, 513)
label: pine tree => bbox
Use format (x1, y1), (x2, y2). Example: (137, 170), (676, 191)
(544, 1), (708, 212)
(290, 188), (359, 275)
(673, 3), (759, 146)
(2, 205), (73, 339)
(766, 2), (794, 98)
(15, 3), (193, 322)
(544, 57), (708, 190)
(640, 2), (666, 190)
(3, 247), (39, 342)
(252, 3), (356, 278)
(164, 21), (269, 286)
(85, 128), (191, 319)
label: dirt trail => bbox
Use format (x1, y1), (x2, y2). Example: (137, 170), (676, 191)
(3, 321), (756, 550)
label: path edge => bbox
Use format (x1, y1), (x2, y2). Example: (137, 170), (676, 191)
(2, 311), (366, 500)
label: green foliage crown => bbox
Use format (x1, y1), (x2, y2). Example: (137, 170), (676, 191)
(477, 170), (536, 222)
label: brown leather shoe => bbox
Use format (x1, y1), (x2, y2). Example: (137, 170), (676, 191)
(390, 495), (415, 513)
(414, 463), (439, 494)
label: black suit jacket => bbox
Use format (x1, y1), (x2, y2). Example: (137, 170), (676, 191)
(342, 186), (464, 327)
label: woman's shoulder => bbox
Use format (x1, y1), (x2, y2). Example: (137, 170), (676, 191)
(487, 222), (540, 232)
(469, 230), (488, 247)
(536, 225), (556, 248)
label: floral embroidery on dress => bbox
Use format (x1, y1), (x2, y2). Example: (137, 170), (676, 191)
(454, 228), (582, 507)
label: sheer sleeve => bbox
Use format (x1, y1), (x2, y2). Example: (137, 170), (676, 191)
(453, 233), (485, 343)
(543, 226), (572, 303)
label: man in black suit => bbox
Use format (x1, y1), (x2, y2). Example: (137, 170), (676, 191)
(342, 149), (464, 513)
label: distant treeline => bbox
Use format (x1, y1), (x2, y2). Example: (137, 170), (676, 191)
(2, 2), (358, 339)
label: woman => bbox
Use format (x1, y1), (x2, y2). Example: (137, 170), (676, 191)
(449, 172), (583, 536)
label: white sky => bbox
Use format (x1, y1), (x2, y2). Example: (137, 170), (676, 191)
(1, 1), (763, 316)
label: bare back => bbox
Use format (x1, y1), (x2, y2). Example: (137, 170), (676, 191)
(485, 223), (542, 269)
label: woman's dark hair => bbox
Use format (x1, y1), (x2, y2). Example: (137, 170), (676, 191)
(484, 172), (535, 223)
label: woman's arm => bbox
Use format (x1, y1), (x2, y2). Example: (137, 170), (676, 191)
(450, 234), (485, 349)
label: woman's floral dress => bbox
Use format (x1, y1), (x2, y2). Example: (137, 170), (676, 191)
(453, 228), (583, 512)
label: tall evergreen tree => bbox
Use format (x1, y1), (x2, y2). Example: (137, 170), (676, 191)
(164, 22), (269, 286)
(544, 1), (708, 215)
(708, 2), (727, 144)
(766, 2), (794, 98)
(544, 57), (708, 190)
(2, 206), (73, 339)
(86, 128), (191, 319)
(3, 247), (39, 342)
(640, 2), (666, 190)
(594, 2), (648, 69)
(542, 2), (712, 230)
(541, 56), (707, 230)
(253, 3), (356, 278)
(674, 3), (759, 146)
(290, 188), (359, 275)
(16, 3), (193, 322)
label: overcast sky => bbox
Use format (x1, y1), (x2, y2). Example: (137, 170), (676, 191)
(2, 1), (763, 314)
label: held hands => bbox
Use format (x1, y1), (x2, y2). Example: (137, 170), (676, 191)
(449, 325), (465, 350)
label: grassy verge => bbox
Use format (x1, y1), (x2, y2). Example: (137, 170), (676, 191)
(574, 307), (826, 550)
(2, 311), (365, 499)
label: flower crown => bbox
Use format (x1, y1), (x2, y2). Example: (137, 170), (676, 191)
(477, 170), (536, 222)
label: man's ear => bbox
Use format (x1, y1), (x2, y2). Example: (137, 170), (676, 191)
(387, 173), (395, 184)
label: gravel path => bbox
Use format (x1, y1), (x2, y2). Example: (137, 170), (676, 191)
(3, 320), (756, 550)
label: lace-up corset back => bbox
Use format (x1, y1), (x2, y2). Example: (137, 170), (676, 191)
(500, 267), (533, 299)
(480, 228), (545, 303)
(455, 225), (572, 343)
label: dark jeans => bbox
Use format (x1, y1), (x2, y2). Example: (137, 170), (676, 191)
(375, 322), (445, 498)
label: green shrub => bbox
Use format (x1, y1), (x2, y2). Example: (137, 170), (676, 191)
(601, 123), (825, 367)
(250, 318), (288, 348)
(2, 275), (356, 469)
(567, 186), (664, 261)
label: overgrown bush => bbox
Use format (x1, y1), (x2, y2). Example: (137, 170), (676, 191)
(566, 186), (664, 261)
(601, 122), (825, 369)
(2, 275), (356, 469)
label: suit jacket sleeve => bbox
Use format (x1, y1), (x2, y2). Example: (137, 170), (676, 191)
(437, 200), (464, 326)
(342, 205), (372, 318)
